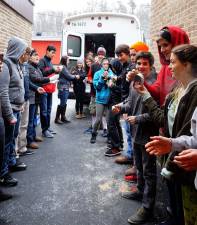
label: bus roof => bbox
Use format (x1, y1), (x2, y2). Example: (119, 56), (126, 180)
(64, 12), (140, 27)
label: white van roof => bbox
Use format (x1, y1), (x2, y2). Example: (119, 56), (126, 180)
(64, 12), (140, 27)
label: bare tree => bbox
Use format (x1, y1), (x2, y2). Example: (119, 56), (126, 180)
(127, 0), (136, 14)
(136, 4), (151, 41)
(116, 0), (128, 13)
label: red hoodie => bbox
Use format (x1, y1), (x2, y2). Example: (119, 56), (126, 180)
(144, 26), (190, 106)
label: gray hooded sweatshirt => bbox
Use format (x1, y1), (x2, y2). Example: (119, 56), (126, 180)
(0, 37), (27, 121)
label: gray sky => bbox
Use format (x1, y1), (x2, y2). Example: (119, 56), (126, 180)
(34, 0), (151, 12)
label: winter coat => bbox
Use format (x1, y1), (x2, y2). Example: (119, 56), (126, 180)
(93, 68), (114, 105)
(71, 67), (86, 94)
(28, 62), (50, 104)
(0, 37), (27, 121)
(120, 71), (158, 145)
(38, 55), (55, 77)
(58, 66), (75, 91)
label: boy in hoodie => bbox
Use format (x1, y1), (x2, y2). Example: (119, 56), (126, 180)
(0, 37), (29, 186)
(0, 56), (12, 200)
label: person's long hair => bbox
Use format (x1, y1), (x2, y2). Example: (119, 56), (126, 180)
(60, 55), (68, 67)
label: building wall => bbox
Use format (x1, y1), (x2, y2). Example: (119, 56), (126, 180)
(150, 0), (197, 70)
(0, 1), (32, 53)
(32, 40), (61, 64)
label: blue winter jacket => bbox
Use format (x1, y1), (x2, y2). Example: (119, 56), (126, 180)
(93, 68), (114, 105)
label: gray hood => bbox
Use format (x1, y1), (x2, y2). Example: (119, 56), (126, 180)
(5, 36), (27, 62)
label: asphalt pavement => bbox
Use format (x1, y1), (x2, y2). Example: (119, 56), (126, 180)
(0, 100), (169, 225)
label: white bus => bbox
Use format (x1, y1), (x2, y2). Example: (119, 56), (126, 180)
(62, 12), (142, 66)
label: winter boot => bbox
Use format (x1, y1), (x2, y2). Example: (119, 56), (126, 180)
(54, 105), (64, 124)
(90, 132), (97, 144)
(61, 105), (70, 123)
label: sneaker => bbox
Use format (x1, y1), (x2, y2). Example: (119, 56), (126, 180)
(76, 114), (82, 119)
(124, 175), (137, 183)
(0, 173), (18, 187)
(121, 190), (143, 201)
(0, 190), (12, 201)
(115, 155), (133, 164)
(9, 160), (27, 172)
(26, 142), (39, 149)
(84, 127), (92, 134)
(35, 136), (43, 142)
(80, 113), (86, 118)
(19, 149), (35, 156)
(102, 129), (108, 137)
(42, 130), (54, 138)
(125, 166), (137, 176)
(105, 148), (121, 157)
(128, 207), (153, 224)
(48, 128), (57, 134)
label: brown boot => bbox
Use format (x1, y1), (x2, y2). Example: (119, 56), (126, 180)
(125, 166), (137, 176)
(27, 142), (39, 149)
(115, 155), (133, 164)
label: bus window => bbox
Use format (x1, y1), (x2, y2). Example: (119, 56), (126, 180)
(67, 35), (81, 57)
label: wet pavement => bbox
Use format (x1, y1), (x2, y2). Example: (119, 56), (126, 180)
(0, 100), (169, 225)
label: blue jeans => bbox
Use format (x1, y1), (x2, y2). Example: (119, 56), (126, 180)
(27, 104), (37, 145)
(1, 111), (21, 177)
(0, 118), (5, 170)
(123, 120), (133, 159)
(58, 89), (69, 107)
(40, 93), (52, 132)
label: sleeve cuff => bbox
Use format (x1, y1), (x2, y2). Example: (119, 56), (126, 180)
(142, 92), (152, 102)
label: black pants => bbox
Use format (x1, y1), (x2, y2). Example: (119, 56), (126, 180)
(107, 107), (123, 148)
(74, 89), (85, 114)
(166, 180), (185, 225)
(0, 117), (5, 171)
(134, 142), (157, 210)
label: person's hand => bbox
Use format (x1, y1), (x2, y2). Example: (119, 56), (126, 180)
(75, 75), (80, 80)
(112, 104), (121, 114)
(49, 74), (59, 83)
(133, 82), (148, 95)
(55, 66), (63, 73)
(126, 69), (136, 82)
(173, 149), (197, 171)
(9, 117), (17, 125)
(127, 116), (136, 125)
(111, 75), (117, 82)
(37, 87), (46, 94)
(87, 79), (92, 84)
(145, 136), (172, 156)
(108, 79), (114, 88)
(103, 71), (108, 80)
(123, 113), (128, 120)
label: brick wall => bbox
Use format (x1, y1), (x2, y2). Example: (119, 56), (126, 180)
(150, 0), (197, 70)
(0, 1), (32, 53)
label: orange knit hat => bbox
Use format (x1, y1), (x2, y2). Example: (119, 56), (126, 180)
(130, 41), (149, 52)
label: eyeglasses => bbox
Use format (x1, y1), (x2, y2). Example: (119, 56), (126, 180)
(130, 53), (136, 56)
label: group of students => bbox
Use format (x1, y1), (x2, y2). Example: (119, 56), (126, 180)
(86, 26), (197, 225)
(0, 25), (196, 225)
(0, 39), (82, 196)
